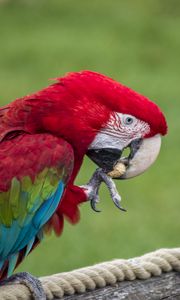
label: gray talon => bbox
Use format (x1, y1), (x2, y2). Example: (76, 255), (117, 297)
(98, 169), (126, 212)
(84, 168), (126, 213)
(90, 197), (101, 212)
(89, 183), (101, 213)
(112, 197), (127, 212)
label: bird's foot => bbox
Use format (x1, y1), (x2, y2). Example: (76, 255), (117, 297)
(81, 170), (102, 212)
(82, 168), (126, 212)
(98, 169), (127, 212)
(0, 272), (45, 300)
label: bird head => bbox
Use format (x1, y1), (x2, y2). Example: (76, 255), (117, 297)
(41, 71), (167, 179)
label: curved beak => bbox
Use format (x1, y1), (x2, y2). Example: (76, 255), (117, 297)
(87, 134), (161, 179)
(121, 134), (161, 179)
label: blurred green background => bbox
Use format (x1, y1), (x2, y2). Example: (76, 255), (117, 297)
(0, 0), (179, 277)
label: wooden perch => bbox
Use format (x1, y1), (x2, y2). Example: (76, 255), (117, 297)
(63, 271), (180, 300)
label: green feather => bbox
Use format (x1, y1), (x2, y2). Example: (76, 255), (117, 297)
(21, 176), (33, 192)
(9, 178), (21, 219)
(0, 166), (64, 228)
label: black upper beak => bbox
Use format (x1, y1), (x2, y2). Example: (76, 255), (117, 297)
(86, 138), (142, 175)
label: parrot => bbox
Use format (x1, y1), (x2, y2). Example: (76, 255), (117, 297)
(0, 71), (167, 298)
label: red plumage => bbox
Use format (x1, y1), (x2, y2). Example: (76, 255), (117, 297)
(0, 134), (73, 191)
(0, 70), (167, 236)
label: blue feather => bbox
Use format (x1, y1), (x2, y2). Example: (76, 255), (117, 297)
(7, 253), (18, 278)
(25, 236), (35, 257)
(0, 260), (4, 271)
(2, 181), (64, 262)
(33, 181), (64, 229)
(11, 223), (35, 254)
(0, 221), (21, 259)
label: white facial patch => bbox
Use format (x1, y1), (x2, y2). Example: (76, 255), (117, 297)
(89, 131), (127, 150)
(89, 112), (150, 150)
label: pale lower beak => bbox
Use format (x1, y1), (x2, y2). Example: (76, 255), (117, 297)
(121, 134), (161, 179)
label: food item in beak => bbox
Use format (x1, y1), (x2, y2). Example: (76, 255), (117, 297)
(107, 162), (126, 178)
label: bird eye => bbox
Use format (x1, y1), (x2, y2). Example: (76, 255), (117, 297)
(123, 115), (134, 125)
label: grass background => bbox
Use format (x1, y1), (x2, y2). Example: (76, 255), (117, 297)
(0, 0), (179, 276)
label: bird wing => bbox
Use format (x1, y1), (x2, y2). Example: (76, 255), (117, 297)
(0, 132), (74, 278)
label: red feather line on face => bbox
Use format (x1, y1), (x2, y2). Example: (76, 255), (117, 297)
(101, 112), (150, 142)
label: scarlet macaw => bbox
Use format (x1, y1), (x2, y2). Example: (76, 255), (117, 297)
(0, 71), (167, 298)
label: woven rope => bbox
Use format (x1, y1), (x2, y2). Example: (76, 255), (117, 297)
(0, 248), (180, 299)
